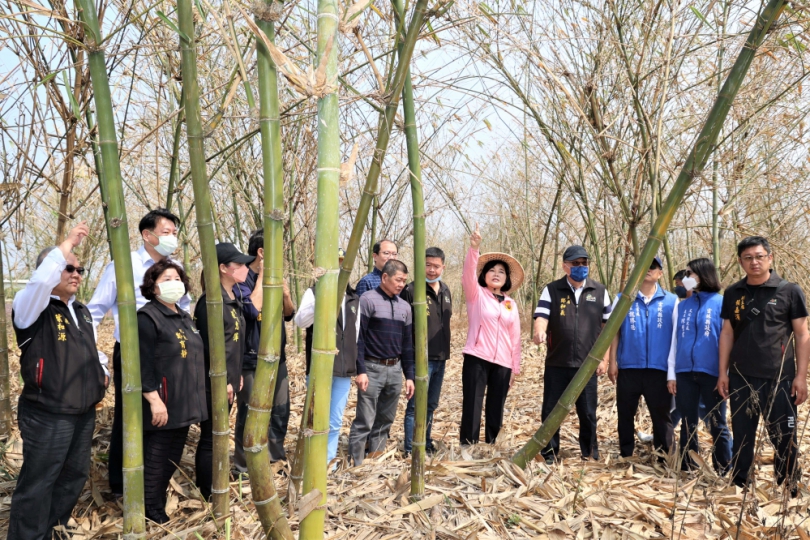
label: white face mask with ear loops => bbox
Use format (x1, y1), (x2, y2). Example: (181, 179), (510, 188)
(682, 276), (698, 292)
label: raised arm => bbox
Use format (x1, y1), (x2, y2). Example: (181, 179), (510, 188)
(13, 222), (89, 330)
(463, 223), (482, 303)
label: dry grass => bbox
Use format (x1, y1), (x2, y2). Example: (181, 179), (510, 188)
(0, 319), (809, 539)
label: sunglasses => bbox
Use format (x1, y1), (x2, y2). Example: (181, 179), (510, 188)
(65, 264), (86, 276)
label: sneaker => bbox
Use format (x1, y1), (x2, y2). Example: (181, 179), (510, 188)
(636, 431), (654, 443)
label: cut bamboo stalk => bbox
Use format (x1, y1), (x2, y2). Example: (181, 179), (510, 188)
(75, 0), (146, 532)
(243, 0), (294, 537)
(512, 0), (788, 469)
(175, 0), (231, 517)
(0, 233), (11, 436)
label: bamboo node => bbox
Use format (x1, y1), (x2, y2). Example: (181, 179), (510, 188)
(312, 266), (326, 278)
(211, 488), (229, 494)
(252, 0), (283, 21)
(248, 404), (275, 413)
(411, 441), (426, 447)
(317, 12), (340, 23)
(122, 466), (145, 472)
(254, 493), (279, 506)
(212, 429), (231, 436)
(109, 217), (123, 228)
(312, 347), (339, 355)
(245, 443), (266, 452)
(269, 209), (285, 221)
(302, 428), (329, 436)
(259, 354), (281, 362)
(415, 375), (428, 381)
(412, 301), (427, 306)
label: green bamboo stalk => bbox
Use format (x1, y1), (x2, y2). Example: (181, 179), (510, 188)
(165, 93), (184, 212)
(288, 165), (303, 352)
(512, 0), (787, 469)
(176, 0), (231, 517)
(335, 0), (430, 305)
(0, 237), (12, 437)
(75, 0), (146, 533)
(299, 0), (340, 533)
(392, 0), (427, 499)
(367, 195), (378, 273)
(242, 2), (294, 538)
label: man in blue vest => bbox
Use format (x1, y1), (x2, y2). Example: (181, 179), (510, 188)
(608, 256), (676, 458)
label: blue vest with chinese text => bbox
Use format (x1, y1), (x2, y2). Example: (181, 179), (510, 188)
(616, 286), (677, 372)
(674, 291), (724, 377)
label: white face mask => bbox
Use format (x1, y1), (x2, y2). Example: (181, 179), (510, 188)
(157, 281), (186, 304)
(150, 232), (178, 257)
(682, 276), (698, 292)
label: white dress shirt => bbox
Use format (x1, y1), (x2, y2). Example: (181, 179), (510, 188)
(12, 248), (106, 374)
(86, 245), (191, 364)
(294, 288), (361, 341)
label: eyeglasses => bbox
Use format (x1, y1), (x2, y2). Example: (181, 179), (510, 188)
(380, 251), (398, 258)
(65, 264), (86, 276)
(741, 254), (769, 263)
(566, 260), (589, 267)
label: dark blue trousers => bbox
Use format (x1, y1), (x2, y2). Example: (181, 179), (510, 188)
(675, 371), (732, 473)
(404, 359), (446, 453)
(9, 399), (96, 540)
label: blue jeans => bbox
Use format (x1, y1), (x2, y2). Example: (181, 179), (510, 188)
(404, 359), (446, 453)
(675, 371), (732, 473)
(328, 377), (352, 462)
(306, 375), (352, 463)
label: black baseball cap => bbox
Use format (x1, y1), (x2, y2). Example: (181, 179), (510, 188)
(651, 255), (663, 269)
(563, 245), (589, 261)
(216, 243), (255, 265)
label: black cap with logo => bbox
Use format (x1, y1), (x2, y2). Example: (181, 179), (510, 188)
(216, 243), (255, 265)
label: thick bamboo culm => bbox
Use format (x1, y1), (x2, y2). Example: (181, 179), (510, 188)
(299, 0), (340, 534)
(391, 0), (428, 499)
(75, 0), (146, 532)
(242, 0), (294, 536)
(512, 0), (788, 469)
(176, 0), (231, 517)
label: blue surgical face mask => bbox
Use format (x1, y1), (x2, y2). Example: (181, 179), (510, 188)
(426, 276), (442, 283)
(674, 285), (688, 299)
(569, 265), (589, 282)
(571, 266), (588, 282)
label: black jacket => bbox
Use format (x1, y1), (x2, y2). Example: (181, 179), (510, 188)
(305, 285), (359, 378)
(194, 285), (246, 391)
(13, 298), (105, 414)
(721, 271), (809, 380)
(138, 301), (208, 430)
(400, 281), (452, 360)
(234, 268), (292, 370)
(544, 276), (607, 368)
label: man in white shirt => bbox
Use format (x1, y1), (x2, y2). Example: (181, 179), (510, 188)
(87, 208), (189, 497)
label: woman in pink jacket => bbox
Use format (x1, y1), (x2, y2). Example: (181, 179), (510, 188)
(460, 224), (523, 445)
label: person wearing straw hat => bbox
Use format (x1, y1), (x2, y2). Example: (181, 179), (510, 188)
(533, 245), (612, 464)
(460, 224), (523, 446)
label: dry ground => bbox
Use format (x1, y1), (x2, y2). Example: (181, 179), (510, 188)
(1, 318), (809, 539)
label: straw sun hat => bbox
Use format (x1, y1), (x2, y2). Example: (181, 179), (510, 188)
(476, 252), (525, 294)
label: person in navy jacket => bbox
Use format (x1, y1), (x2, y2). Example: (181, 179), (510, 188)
(666, 258), (731, 473)
(608, 256), (676, 458)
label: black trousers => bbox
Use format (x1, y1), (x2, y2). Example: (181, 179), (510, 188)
(195, 395), (233, 500)
(9, 399), (96, 540)
(729, 372), (800, 487)
(541, 366), (598, 459)
(459, 354), (512, 445)
(144, 426), (190, 523)
(234, 361), (290, 469)
(616, 368), (673, 457)
(108, 342), (123, 495)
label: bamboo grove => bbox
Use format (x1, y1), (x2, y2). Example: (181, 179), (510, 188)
(2, 0), (810, 536)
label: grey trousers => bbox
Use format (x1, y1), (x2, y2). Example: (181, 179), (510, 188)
(234, 361), (290, 470)
(349, 360), (403, 465)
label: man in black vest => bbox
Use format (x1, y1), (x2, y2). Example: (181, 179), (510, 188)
(718, 236), (809, 493)
(233, 228), (296, 468)
(401, 247), (452, 456)
(294, 247), (360, 464)
(533, 245), (612, 463)
(9, 222), (107, 539)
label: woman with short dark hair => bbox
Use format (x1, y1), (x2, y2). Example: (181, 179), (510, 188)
(138, 259), (206, 523)
(666, 257), (732, 473)
(460, 223), (523, 445)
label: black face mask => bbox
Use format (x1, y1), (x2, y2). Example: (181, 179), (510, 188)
(674, 285), (688, 299)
